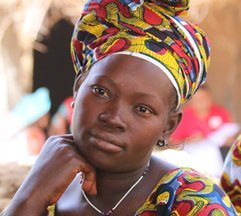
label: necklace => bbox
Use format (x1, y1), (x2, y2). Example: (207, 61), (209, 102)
(82, 163), (150, 216)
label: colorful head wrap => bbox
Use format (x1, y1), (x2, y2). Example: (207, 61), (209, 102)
(71, 0), (211, 108)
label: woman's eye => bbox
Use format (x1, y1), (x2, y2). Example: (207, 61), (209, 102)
(136, 106), (153, 115)
(92, 86), (110, 99)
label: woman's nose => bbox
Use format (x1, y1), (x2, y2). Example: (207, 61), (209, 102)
(98, 105), (127, 132)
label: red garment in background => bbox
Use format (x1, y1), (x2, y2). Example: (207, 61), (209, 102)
(171, 104), (231, 143)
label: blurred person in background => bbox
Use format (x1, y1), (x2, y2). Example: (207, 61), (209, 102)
(48, 96), (73, 136)
(0, 87), (51, 163)
(171, 85), (240, 178)
(220, 134), (241, 214)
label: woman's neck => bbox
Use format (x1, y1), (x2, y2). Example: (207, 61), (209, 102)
(82, 156), (178, 215)
(95, 161), (150, 197)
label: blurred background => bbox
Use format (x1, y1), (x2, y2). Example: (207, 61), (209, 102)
(0, 0), (241, 211)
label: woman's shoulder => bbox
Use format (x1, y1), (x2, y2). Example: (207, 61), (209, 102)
(150, 167), (214, 198)
(137, 166), (237, 215)
(151, 155), (209, 185)
(158, 166), (210, 184)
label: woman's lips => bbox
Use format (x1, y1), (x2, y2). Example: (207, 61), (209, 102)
(89, 135), (124, 153)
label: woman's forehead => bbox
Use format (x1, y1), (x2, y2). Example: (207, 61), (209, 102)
(85, 54), (176, 101)
(89, 55), (170, 83)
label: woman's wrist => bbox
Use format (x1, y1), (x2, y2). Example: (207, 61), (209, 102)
(2, 187), (49, 216)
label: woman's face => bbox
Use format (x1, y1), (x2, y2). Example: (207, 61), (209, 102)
(72, 54), (180, 172)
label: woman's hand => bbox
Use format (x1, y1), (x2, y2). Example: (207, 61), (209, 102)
(3, 134), (96, 216)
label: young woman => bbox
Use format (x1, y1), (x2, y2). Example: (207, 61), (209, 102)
(2, 0), (237, 215)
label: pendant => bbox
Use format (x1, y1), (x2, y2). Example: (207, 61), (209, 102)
(101, 210), (113, 215)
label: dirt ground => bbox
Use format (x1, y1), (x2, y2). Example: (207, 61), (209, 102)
(0, 163), (31, 212)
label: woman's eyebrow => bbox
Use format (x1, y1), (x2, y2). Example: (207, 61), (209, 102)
(89, 75), (117, 87)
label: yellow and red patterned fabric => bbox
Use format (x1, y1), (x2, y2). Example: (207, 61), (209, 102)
(70, 0), (211, 108)
(48, 168), (236, 215)
(220, 135), (241, 214)
(136, 168), (236, 215)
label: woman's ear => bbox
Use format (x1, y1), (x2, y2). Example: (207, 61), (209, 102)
(163, 108), (182, 139)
